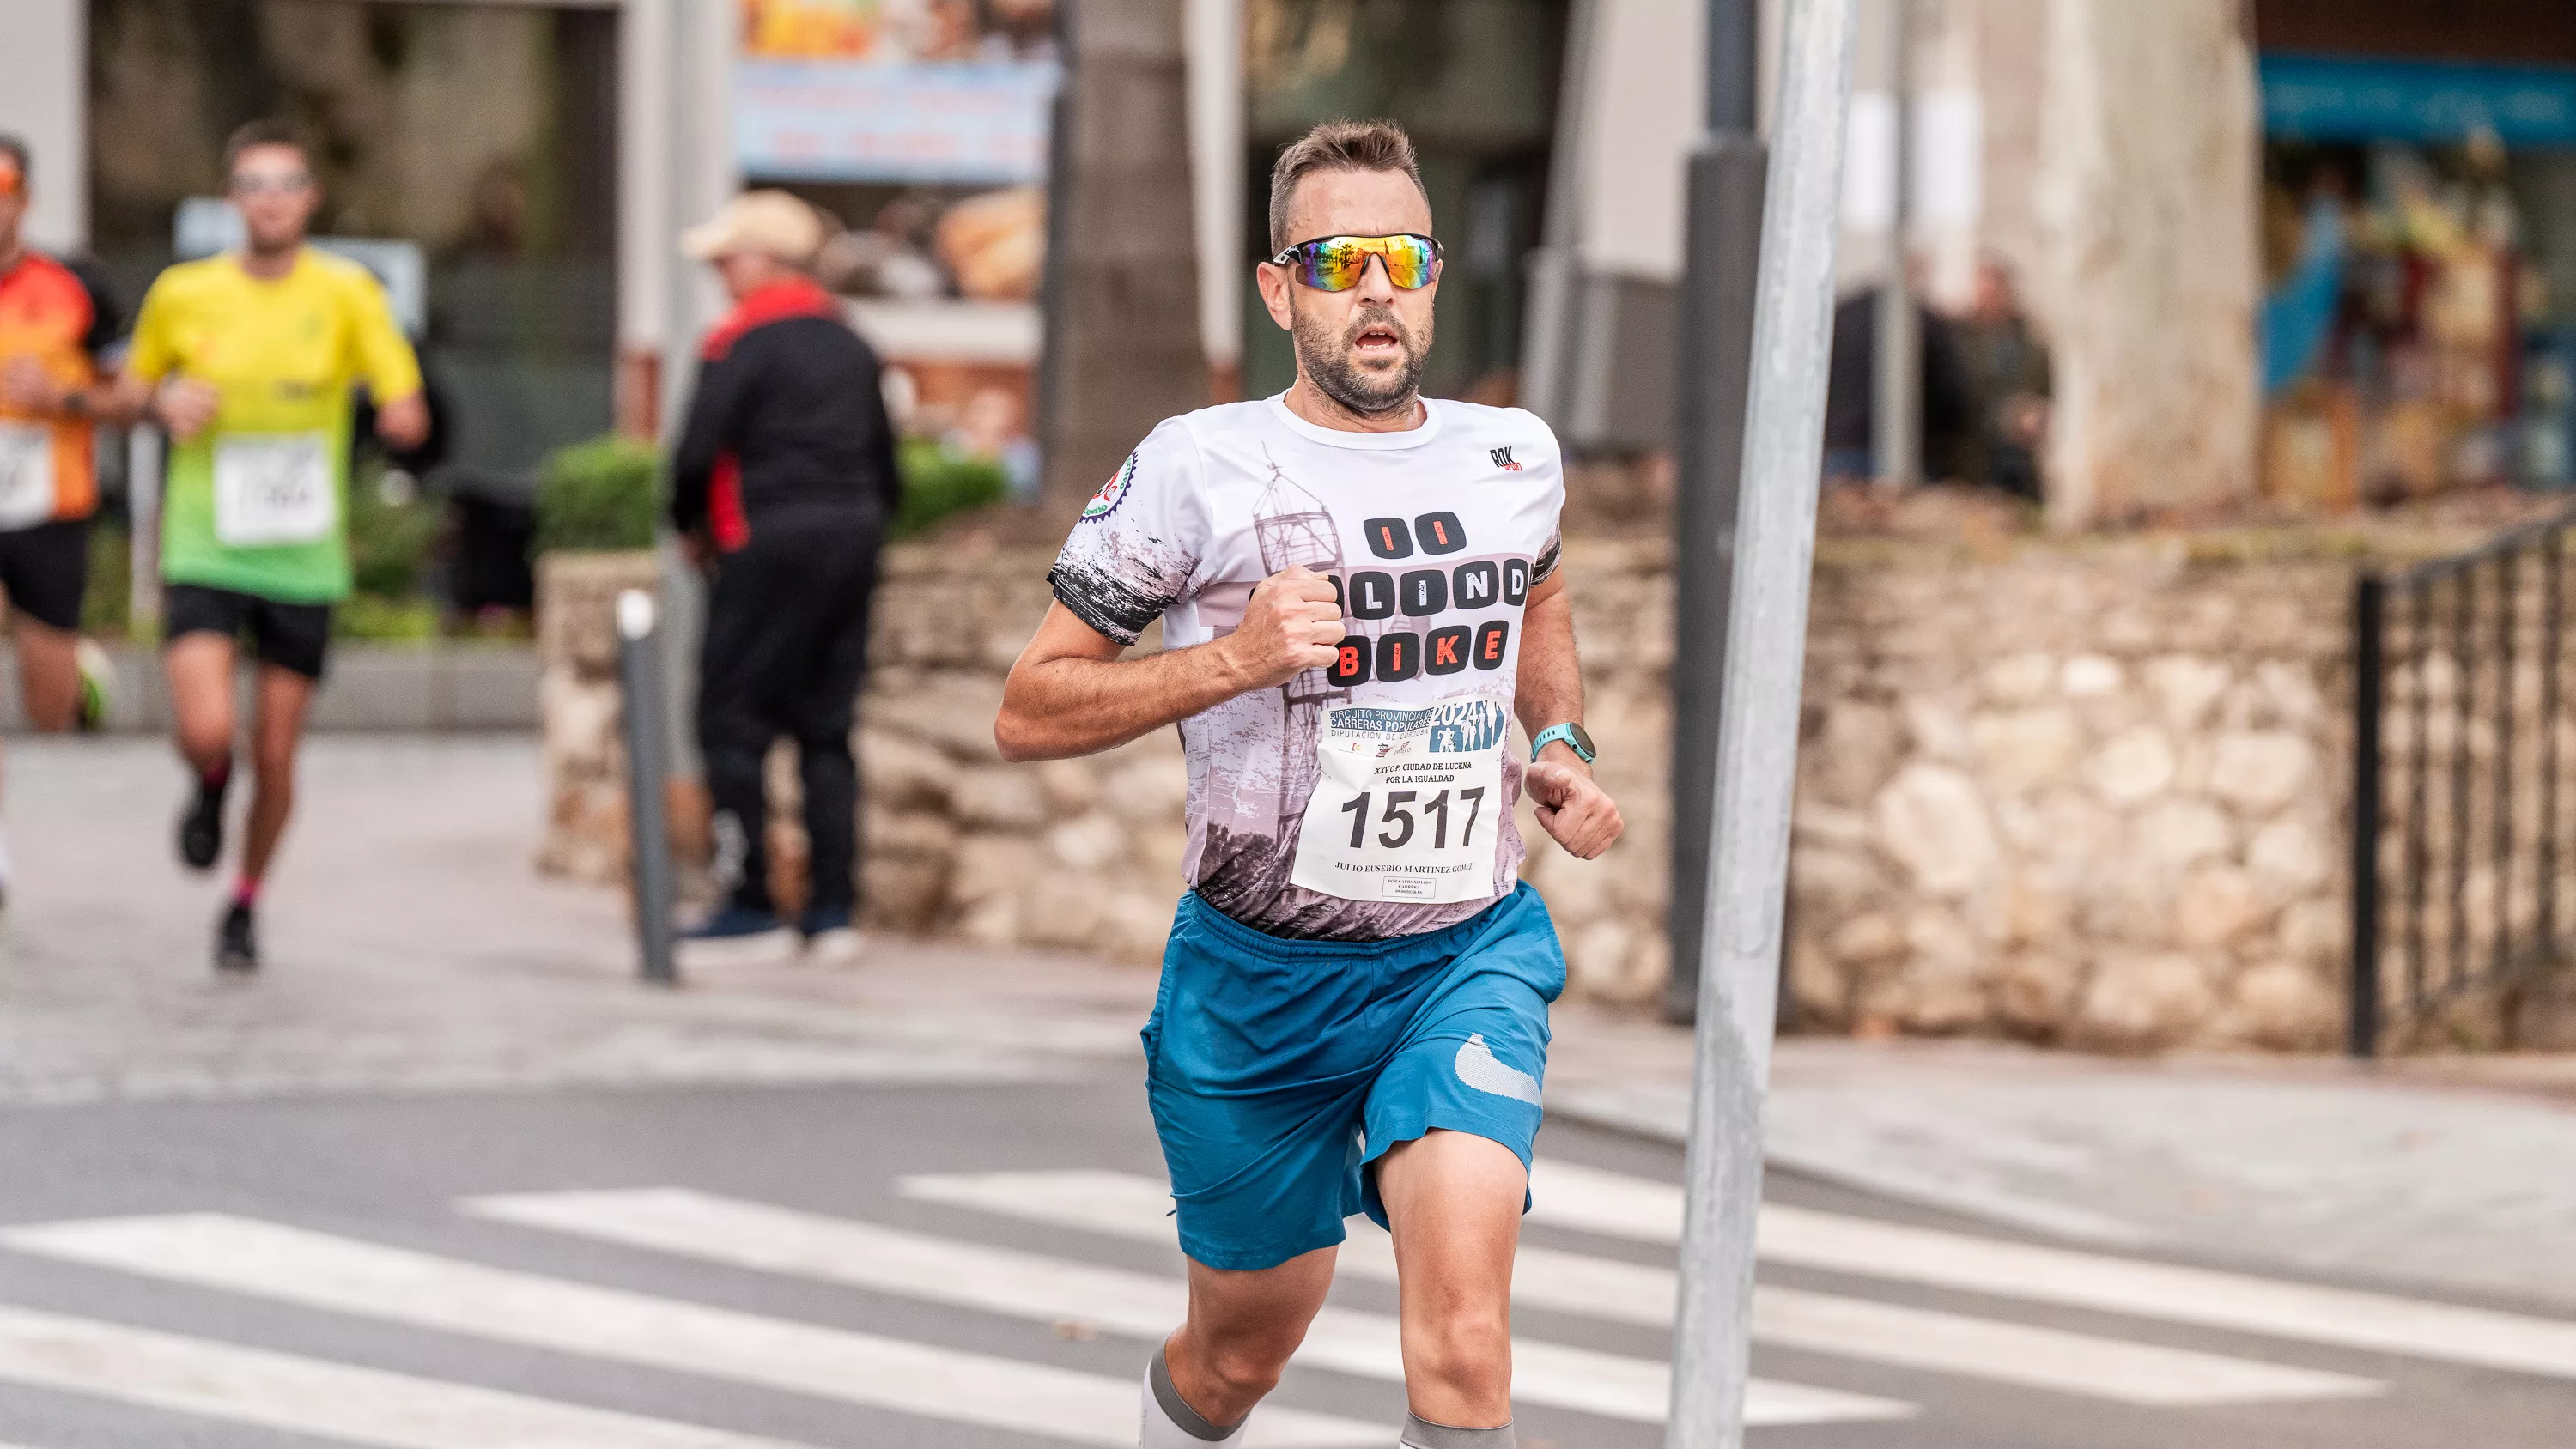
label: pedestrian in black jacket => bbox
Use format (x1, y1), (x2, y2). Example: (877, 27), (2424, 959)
(671, 191), (897, 965)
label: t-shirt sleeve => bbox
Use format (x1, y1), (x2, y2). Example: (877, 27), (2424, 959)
(122, 271), (179, 384)
(1044, 418), (1210, 646)
(345, 271), (424, 403)
(1523, 409), (1567, 585)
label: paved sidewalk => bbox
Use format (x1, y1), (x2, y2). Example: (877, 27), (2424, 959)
(1547, 1006), (2576, 1316)
(8, 734), (2575, 1316)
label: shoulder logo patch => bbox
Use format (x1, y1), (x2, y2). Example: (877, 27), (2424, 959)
(1490, 446), (1522, 471)
(1081, 451), (1139, 521)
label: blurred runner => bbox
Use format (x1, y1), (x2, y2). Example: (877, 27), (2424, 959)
(0, 134), (130, 912)
(671, 191), (899, 966)
(996, 121), (1622, 1449)
(108, 120), (426, 973)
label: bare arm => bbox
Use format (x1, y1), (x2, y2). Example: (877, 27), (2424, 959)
(1512, 567), (1624, 858)
(996, 564), (1344, 762)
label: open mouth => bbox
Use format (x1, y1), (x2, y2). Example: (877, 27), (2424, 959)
(1352, 322), (1404, 358)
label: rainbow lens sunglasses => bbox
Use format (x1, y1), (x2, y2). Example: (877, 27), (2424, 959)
(1269, 233), (1443, 292)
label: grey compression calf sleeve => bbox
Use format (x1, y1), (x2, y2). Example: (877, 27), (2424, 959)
(1143, 1348), (1247, 1446)
(1399, 1413), (1516, 1447)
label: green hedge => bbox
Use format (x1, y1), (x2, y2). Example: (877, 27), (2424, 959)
(535, 435), (662, 554)
(894, 439), (1010, 538)
(532, 432), (1011, 555)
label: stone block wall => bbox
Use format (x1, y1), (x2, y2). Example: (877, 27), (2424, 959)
(539, 531), (2406, 1051)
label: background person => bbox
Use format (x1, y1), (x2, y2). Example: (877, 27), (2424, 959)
(0, 133), (131, 910)
(110, 118), (427, 973)
(670, 191), (900, 966)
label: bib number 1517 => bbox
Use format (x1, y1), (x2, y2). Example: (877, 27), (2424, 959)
(1339, 786), (1487, 852)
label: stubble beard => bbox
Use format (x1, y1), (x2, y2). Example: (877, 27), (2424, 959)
(1291, 299), (1430, 419)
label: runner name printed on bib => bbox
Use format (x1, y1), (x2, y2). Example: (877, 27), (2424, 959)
(1290, 696), (1511, 904)
(213, 433), (336, 546)
(0, 423), (57, 530)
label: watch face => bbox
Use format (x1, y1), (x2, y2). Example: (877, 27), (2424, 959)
(1568, 723), (1597, 760)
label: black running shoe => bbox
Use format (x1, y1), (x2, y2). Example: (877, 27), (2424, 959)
(179, 767), (229, 871)
(215, 902), (258, 974)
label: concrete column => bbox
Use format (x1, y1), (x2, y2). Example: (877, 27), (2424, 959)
(0, 0), (88, 252)
(1184, 0), (1243, 396)
(616, 0), (674, 437)
(1039, 0), (1205, 510)
(2032, 0), (2259, 529)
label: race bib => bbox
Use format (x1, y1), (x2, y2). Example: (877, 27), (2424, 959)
(0, 423), (56, 530)
(1290, 696), (1510, 904)
(213, 433), (335, 546)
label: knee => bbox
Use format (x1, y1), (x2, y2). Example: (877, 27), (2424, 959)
(1407, 1306), (1513, 1404)
(1193, 1325), (1303, 1404)
(176, 718), (233, 767)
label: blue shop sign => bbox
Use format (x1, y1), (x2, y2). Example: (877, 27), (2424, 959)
(2263, 52), (2576, 147)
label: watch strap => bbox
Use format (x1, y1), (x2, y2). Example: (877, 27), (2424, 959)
(1531, 723), (1595, 764)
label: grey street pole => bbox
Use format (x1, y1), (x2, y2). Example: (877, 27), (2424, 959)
(1662, 0), (1767, 1025)
(618, 590), (680, 987)
(1665, 0), (1856, 1445)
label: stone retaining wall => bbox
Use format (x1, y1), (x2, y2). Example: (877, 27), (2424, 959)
(540, 533), (2404, 1051)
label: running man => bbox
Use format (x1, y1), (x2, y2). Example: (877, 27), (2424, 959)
(110, 119), (427, 972)
(996, 120), (1622, 1449)
(0, 134), (128, 906)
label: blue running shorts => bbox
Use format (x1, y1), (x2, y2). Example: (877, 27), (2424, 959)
(1141, 882), (1567, 1271)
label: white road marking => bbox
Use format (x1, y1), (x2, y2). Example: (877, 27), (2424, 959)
(468, 1187), (1908, 1427)
(1528, 1159), (2576, 1384)
(0, 1215), (1382, 1449)
(896, 1171), (2380, 1407)
(0, 1305), (820, 1449)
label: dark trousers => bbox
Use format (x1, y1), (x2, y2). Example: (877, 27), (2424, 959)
(696, 508), (884, 917)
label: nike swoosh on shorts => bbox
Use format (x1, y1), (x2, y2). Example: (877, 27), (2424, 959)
(1454, 1033), (1542, 1105)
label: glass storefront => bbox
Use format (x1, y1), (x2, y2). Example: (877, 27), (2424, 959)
(86, 0), (620, 504)
(2257, 45), (2576, 503)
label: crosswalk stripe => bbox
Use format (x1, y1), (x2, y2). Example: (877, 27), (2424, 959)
(0, 1305), (822, 1449)
(467, 1188), (1911, 1426)
(1526, 1160), (2576, 1383)
(896, 1171), (2380, 1407)
(0, 1216), (1383, 1448)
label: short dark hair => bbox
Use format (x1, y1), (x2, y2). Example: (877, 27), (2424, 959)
(0, 135), (27, 185)
(1266, 119), (1428, 252)
(222, 118), (311, 176)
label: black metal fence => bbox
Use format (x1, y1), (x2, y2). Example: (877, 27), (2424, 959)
(2351, 502), (2576, 1056)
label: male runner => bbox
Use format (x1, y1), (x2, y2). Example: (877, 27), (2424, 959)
(996, 120), (1622, 1449)
(0, 134), (128, 907)
(111, 119), (427, 972)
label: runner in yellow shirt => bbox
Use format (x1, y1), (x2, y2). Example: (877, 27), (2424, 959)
(109, 119), (426, 973)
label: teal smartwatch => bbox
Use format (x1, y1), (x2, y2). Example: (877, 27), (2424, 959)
(1531, 722), (1596, 764)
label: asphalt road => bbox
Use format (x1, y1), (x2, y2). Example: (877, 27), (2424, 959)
(1, 1077), (2569, 1449)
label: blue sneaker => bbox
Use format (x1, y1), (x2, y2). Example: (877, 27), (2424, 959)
(679, 905), (797, 967)
(799, 906), (863, 967)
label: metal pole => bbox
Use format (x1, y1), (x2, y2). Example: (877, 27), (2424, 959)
(1870, 0), (1917, 487)
(1666, 1), (1856, 1445)
(2348, 573), (2385, 1058)
(1662, 0), (1768, 1024)
(619, 589), (680, 986)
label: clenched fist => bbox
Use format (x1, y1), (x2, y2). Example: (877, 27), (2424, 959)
(1221, 564), (1345, 690)
(1528, 760), (1624, 859)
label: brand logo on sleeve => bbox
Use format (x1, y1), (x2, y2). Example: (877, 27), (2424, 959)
(1080, 452), (1139, 521)
(1489, 446), (1522, 471)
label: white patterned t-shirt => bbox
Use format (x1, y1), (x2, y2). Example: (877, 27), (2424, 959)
(1047, 394), (1564, 942)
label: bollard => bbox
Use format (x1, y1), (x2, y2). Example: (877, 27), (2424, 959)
(617, 588), (679, 986)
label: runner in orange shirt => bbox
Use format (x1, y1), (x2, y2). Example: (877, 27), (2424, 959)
(0, 135), (134, 908)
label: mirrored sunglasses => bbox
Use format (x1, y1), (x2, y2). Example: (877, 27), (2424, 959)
(1269, 233), (1443, 292)
(229, 171), (313, 197)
